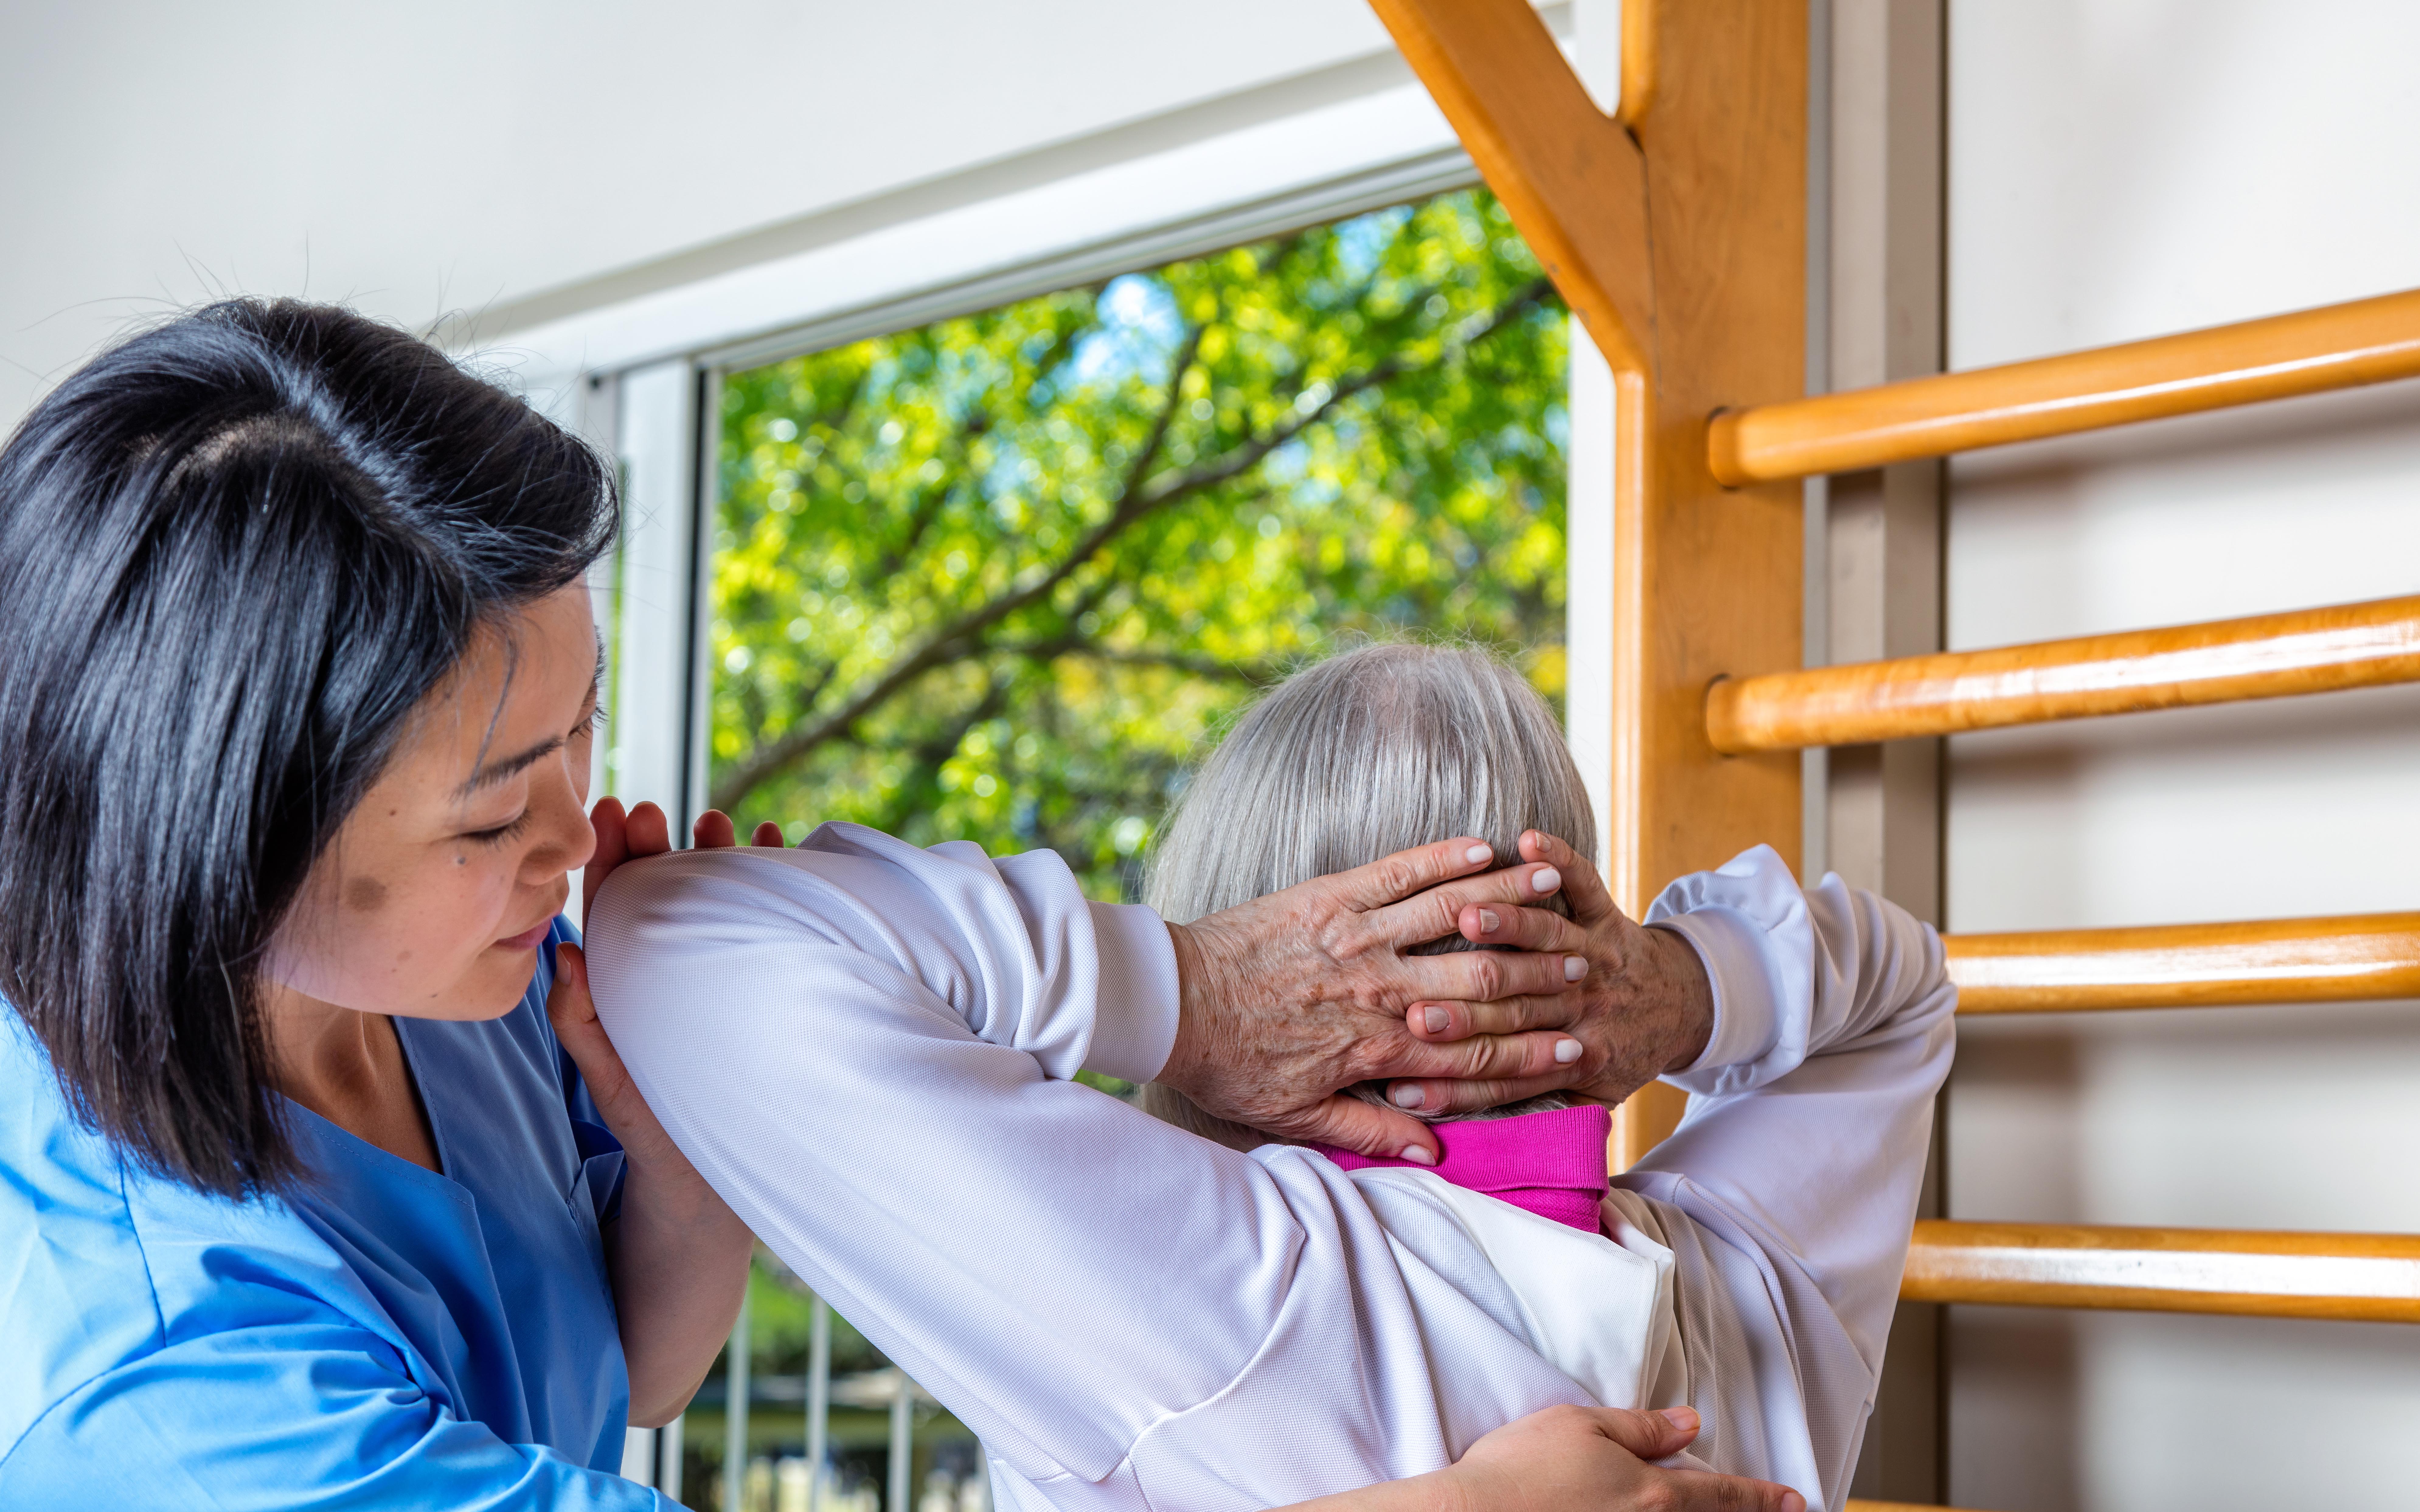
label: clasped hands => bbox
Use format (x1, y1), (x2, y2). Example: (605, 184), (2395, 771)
(1158, 827), (1710, 1159)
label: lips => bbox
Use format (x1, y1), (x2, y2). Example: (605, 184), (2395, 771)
(495, 920), (554, 952)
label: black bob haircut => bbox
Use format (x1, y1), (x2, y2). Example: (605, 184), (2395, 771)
(0, 299), (618, 1199)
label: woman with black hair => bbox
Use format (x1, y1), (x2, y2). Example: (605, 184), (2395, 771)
(0, 301), (1794, 1509)
(0, 299), (752, 1505)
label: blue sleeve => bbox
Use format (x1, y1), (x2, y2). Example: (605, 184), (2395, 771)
(0, 1311), (665, 1510)
(547, 913), (628, 1226)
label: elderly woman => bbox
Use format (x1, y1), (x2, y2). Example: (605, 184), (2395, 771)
(584, 643), (1953, 1512)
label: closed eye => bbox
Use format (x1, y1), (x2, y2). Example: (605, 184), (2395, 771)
(464, 811), (533, 846)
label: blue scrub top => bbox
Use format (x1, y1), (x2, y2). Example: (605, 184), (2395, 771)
(0, 918), (666, 1508)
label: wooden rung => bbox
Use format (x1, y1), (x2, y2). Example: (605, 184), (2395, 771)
(1946, 912), (2420, 1014)
(1704, 592), (2420, 752)
(1708, 285), (2420, 483)
(1901, 1220), (2420, 1322)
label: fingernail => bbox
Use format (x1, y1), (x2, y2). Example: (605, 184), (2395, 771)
(1658, 1405), (1699, 1432)
(1779, 1494), (1806, 1512)
(1391, 1084), (1425, 1109)
(1477, 909), (1500, 933)
(1399, 1145), (1437, 1166)
(1423, 1005), (1450, 1034)
(1554, 1037), (1582, 1064)
(1531, 867), (1561, 895)
(1564, 955), (1588, 981)
(1464, 843), (1492, 865)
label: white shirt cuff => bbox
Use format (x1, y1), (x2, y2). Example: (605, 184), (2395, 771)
(1648, 907), (1781, 1076)
(1641, 843), (1817, 1095)
(1083, 901), (1181, 1084)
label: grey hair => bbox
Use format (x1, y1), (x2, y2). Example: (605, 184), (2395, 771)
(1139, 641), (1599, 1151)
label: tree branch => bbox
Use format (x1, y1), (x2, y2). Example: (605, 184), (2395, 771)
(1125, 278), (1547, 514)
(897, 672), (1012, 796)
(1022, 315), (1094, 403)
(997, 636), (1283, 686)
(869, 399), (1002, 586)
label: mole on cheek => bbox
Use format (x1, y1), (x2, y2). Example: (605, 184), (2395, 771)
(344, 876), (390, 912)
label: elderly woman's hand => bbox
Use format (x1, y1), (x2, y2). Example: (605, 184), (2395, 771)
(1432, 1404), (1803, 1512)
(1378, 829), (1717, 1117)
(1158, 837), (1597, 1161)
(1285, 1404), (1803, 1512)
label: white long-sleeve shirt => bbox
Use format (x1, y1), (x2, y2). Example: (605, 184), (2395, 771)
(586, 829), (1953, 1512)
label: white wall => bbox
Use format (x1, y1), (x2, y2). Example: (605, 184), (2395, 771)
(0, 0), (1408, 434)
(1944, 3), (2420, 1507)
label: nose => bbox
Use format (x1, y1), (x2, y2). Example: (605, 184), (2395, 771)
(526, 748), (599, 880)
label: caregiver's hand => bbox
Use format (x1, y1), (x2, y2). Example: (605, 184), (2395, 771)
(1387, 829), (1715, 1117)
(1158, 837), (1595, 1161)
(1289, 1404), (1803, 1512)
(554, 798), (767, 1181)
(546, 797), (762, 1426)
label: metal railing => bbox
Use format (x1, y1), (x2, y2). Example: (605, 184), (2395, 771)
(629, 1288), (984, 1512)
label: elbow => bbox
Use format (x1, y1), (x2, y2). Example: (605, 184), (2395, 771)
(627, 1363), (716, 1429)
(627, 1394), (695, 1432)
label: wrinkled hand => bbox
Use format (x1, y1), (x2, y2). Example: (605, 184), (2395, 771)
(1159, 837), (1595, 1161)
(1443, 1404), (1803, 1512)
(1383, 830), (1715, 1117)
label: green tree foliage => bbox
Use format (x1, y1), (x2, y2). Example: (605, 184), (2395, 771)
(709, 189), (1568, 901)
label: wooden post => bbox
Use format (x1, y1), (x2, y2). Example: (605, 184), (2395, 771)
(1368, 0), (1808, 1166)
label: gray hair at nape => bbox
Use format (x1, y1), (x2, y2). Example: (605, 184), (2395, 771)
(1138, 640), (1601, 1153)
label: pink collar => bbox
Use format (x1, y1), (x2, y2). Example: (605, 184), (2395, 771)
(1313, 1104), (1611, 1233)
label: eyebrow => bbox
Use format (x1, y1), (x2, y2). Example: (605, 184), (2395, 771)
(456, 734), (564, 798)
(453, 635), (606, 800)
